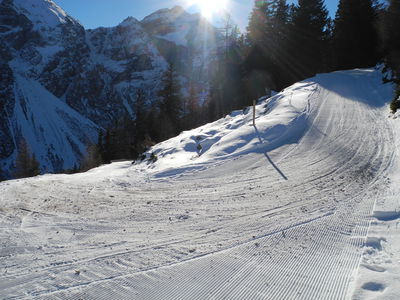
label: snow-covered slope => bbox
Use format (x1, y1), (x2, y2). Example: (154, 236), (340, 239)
(1, 69), (398, 299)
(6, 74), (98, 172)
(136, 79), (312, 175)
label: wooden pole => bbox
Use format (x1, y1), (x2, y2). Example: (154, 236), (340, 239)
(253, 100), (256, 127)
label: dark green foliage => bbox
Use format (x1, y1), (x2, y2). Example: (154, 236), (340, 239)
(382, 0), (400, 78)
(149, 152), (158, 163)
(97, 90), (158, 163)
(291, 0), (330, 78)
(332, 0), (380, 70)
(183, 83), (201, 129)
(158, 64), (183, 140)
(202, 14), (247, 119)
(62, 164), (80, 174)
(390, 98), (400, 113)
(79, 143), (103, 172)
(13, 138), (40, 179)
(390, 85), (400, 113)
(247, 0), (270, 47)
(100, 120), (134, 162)
(246, 0), (289, 92)
(131, 89), (155, 156)
(244, 0), (328, 92)
(0, 167), (5, 181)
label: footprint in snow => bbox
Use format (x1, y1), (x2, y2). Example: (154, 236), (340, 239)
(361, 282), (385, 292)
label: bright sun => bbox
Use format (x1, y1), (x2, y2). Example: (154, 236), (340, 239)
(187, 0), (229, 19)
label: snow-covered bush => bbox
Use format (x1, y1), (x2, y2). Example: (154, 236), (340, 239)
(149, 153), (158, 163)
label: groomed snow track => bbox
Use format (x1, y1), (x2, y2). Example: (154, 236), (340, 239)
(0, 69), (396, 299)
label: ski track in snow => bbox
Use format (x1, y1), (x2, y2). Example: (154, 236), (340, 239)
(0, 69), (397, 299)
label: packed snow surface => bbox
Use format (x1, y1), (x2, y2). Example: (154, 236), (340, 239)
(1, 69), (399, 299)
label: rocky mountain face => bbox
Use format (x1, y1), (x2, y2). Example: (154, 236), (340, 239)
(0, 0), (219, 177)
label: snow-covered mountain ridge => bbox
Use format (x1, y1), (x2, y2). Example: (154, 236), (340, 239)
(0, 0), (219, 175)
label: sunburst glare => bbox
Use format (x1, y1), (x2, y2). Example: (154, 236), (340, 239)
(186, 0), (229, 19)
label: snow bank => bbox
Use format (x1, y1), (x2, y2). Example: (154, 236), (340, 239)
(351, 78), (400, 300)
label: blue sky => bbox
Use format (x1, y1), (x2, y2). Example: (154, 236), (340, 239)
(54, 0), (339, 32)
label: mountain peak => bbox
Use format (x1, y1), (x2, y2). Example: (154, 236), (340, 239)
(141, 5), (193, 24)
(119, 16), (140, 27)
(12, 0), (79, 28)
(171, 5), (185, 13)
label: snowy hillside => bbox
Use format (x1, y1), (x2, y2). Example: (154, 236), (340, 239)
(0, 0), (219, 176)
(6, 74), (98, 172)
(1, 69), (399, 299)
(136, 79), (311, 175)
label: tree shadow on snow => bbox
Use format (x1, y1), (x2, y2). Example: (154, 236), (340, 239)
(313, 69), (393, 108)
(254, 125), (288, 181)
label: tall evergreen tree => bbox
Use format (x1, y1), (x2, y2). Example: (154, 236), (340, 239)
(245, 0), (297, 92)
(13, 138), (40, 179)
(80, 143), (103, 172)
(203, 84), (221, 123)
(269, 0), (296, 88)
(158, 64), (182, 140)
(291, 0), (330, 79)
(132, 89), (153, 156)
(245, 0), (274, 94)
(0, 166), (5, 181)
(332, 0), (380, 70)
(101, 128), (114, 163)
(199, 12), (245, 118)
(185, 83), (200, 129)
(247, 0), (270, 48)
(382, 0), (400, 79)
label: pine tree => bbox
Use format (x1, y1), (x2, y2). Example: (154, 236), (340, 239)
(185, 83), (200, 129)
(290, 0), (330, 78)
(132, 89), (152, 156)
(247, 0), (270, 48)
(206, 12), (246, 116)
(97, 129), (106, 162)
(382, 0), (400, 78)
(158, 64), (182, 140)
(269, 0), (296, 88)
(204, 85), (221, 123)
(13, 138), (40, 179)
(0, 167), (5, 181)
(29, 155), (40, 177)
(102, 128), (114, 163)
(332, 0), (380, 70)
(80, 143), (103, 172)
(245, 0), (295, 92)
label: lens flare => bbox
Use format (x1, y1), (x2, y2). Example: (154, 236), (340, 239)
(187, 0), (229, 19)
